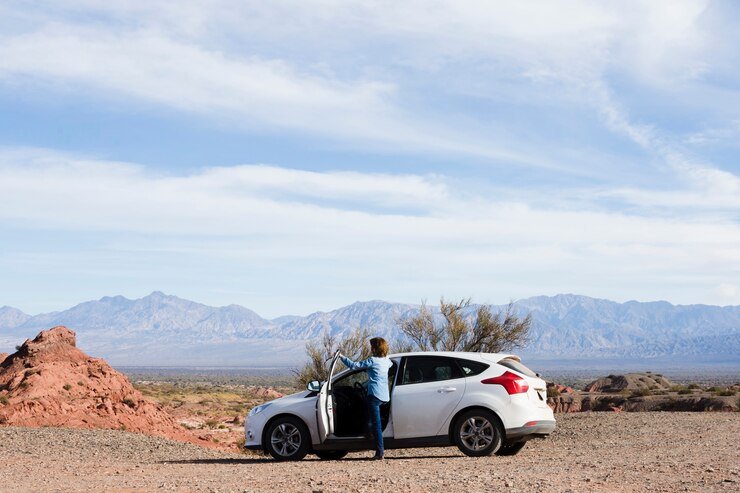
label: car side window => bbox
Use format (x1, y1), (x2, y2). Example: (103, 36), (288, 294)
(333, 370), (368, 389)
(456, 358), (489, 376)
(400, 356), (463, 385)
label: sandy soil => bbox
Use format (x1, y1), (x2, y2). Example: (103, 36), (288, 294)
(1, 413), (738, 493)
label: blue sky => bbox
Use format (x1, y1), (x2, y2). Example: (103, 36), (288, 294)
(1, 0), (739, 317)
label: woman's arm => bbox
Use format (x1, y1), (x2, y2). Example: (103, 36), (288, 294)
(339, 355), (373, 370)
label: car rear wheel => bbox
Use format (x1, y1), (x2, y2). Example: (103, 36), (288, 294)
(315, 450), (349, 460)
(266, 416), (310, 461)
(453, 409), (503, 457)
(495, 441), (526, 456)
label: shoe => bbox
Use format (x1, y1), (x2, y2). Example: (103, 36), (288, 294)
(372, 453), (384, 460)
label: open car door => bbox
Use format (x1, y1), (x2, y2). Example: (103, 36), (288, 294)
(317, 350), (341, 441)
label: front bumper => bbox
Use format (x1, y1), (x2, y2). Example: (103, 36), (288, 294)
(505, 420), (556, 441)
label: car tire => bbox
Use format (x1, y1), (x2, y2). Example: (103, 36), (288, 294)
(495, 441), (526, 456)
(315, 450), (349, 460)
(453, 409), (503, 457)
(265, 416), (310, 461)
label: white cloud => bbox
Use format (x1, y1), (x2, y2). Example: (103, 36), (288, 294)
(715, 283), (740, 305)
(0, 2), (738, 312)
(1, 148), (737, 312)
(0, 19), (544, 167)
(0, 0), (729, 171)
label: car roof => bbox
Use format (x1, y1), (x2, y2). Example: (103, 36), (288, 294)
(387, 350), (519, 362)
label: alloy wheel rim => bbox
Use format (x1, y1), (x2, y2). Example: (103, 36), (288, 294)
(271, 423), (301, 456)
(460, 416), (494, 451)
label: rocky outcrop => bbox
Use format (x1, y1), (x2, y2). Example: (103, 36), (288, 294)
(0, 352), (8, 364)
(251, 386), (284, 399)
(584, 372), (673, 393)
(0, 326), (215, 448)
(547, 373), (738, 413)
(548, 394), (582, 413)
(547, 382), (582, 412)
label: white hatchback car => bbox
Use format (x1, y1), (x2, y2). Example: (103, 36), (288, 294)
(245, 351), (555, 461)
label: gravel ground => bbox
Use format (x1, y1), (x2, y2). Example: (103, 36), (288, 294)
(1, 413), (738, 493)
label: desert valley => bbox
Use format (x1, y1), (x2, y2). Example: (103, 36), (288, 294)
(1, 326), (738, 492)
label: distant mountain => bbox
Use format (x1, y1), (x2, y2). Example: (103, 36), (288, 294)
(0, 306), (31, 329)
(514, 294), (740, 361)
(276, 300), (420, 340)
(1, 292), (738, 366)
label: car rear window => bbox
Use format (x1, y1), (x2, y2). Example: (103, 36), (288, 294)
(455, 358), (489, 376)
(498, 357), (537, 377)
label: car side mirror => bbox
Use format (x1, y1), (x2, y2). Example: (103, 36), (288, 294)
(307, 380), (321, 392)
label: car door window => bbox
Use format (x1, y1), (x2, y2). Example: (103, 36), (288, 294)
(334, 369), (369, 389)
(400, 356), (463, 385)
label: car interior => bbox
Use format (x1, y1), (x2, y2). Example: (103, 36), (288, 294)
(331, 363), (397, 437)
(329, 356), (487, 438)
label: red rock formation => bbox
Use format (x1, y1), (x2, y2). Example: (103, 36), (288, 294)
(0, 353), (8, 364)
(584, 372), (673, 393)
(0, 326), (216, 448)
(548, 383), (575, 394)
(546, 381), (582, 412)
(252, 386), (284, 399)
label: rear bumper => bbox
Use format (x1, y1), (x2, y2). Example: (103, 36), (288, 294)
(505, 420), (556, 441)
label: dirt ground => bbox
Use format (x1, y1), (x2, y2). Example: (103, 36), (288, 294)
(1, 412), (738, 493)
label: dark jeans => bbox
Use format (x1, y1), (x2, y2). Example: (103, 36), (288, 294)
(367, 395), (385, 455)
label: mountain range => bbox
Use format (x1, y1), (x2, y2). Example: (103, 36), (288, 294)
(1, 292), (738, 367)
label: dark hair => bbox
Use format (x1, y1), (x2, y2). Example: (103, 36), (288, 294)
(370, 337), (389, 357)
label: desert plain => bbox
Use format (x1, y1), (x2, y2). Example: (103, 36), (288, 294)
(2, 328), (738, 492)
(1, 412), (738, 493)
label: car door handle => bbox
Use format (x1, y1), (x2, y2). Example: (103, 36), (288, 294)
(437, 387), (456, 393)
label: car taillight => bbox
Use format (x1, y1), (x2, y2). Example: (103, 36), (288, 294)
(481, 371), (530, 394)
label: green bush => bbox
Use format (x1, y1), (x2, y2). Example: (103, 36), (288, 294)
(0, 395), (8, 405)
(630, 388), (651, 398)
(62, 383), (72, 391)
(677, 389), (692, 395)
(122, 398), (136, 408)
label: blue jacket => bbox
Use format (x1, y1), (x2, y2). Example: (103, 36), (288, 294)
(339, 355), (393, 402)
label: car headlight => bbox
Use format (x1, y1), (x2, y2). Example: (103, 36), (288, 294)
(248, 403), (271, 416)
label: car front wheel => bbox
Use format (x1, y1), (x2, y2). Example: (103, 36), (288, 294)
(453, 409), (503, 457)
(265, 416), (310, 461)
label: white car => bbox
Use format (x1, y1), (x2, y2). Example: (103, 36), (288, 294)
(245, 351), (555, 461)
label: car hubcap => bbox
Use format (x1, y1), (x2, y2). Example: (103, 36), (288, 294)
(460, 416), (494, 451)
(271, 423), (301, 456)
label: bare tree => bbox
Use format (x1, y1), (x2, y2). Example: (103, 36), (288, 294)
(294, 327), (371, 388)
(399, 298), (531, 353)
(295, 298), (530, 388)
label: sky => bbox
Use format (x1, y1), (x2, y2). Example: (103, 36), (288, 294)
(0, 0), (739, 317)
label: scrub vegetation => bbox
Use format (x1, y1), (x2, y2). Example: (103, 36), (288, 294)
(295, 298), (532, 387)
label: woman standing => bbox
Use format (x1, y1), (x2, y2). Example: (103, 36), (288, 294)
(339, 337), (392, 460)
